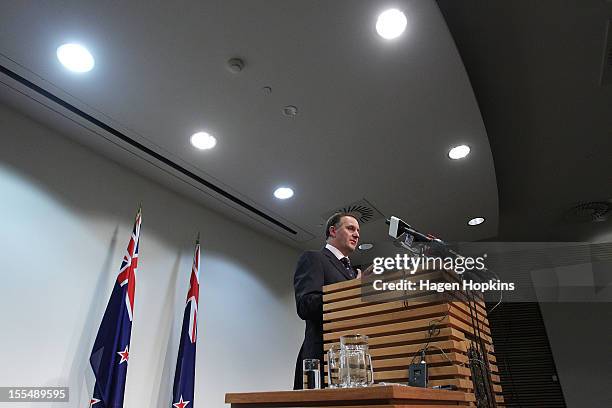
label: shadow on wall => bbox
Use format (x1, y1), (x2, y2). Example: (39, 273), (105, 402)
(0, 103), (298, 298)
(0, 103), (303, 405)
(55, 227), (119, 407)
(151, 252), (182, 408)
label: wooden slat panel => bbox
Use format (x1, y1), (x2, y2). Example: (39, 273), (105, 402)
(428, 379), (474, 390)
(323, 327), (466, 351)
(447, 304), (491, 335)
(428, 365), (472, 377)
(323, 296), (378, 312)
(322, 286), (469, 312)
(374, 366), (471, 381)
(323, 268), (486, 305)
(323, 277), (365, 293)
(323, 304), (450, 332)
(449, 302), (490, 329)
(323, 270), (489, 310)
(323, 293), (445, 313)
(323, 286), (364, 303)
(449, 302), (491, 335)
(371, 354), (470, 369)
(322, 271), (429, 300)
(447, 316), (492, 344)
(321, 274), (504, 406)
(323, 315), (452, 342)
(324, 300), (441, 322)
(369, 327), (466, 346)
(369, 340), (467, 358)
(324, 288), (489, 319)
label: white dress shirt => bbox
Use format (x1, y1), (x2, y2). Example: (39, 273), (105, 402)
(325, 243), (345, 260)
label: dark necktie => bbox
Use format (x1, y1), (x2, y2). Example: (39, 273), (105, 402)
(340, 257), (354, 278)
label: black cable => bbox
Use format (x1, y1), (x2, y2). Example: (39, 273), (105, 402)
(423, 344), (453, 364)
(464, 287), (497, 408)
(408, 317), (445, 366)
(471, 294), (495, 407)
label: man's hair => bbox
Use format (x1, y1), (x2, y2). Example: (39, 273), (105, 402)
(325, 212), (358, 239)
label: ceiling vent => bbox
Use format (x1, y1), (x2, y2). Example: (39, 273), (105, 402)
(600, 19), (612, 86)
(566, 201), (611, 222)
(282, 105), (298, 117)
(227, 57), (245, 73)
(323, 198), (385, 225)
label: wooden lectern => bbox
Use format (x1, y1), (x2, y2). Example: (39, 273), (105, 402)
(224, 268), (504, 408)
(226, 385), (475, 407)
(323, 268), (505, 406)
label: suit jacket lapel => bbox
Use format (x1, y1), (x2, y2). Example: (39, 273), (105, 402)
(322, 248), (354, 280)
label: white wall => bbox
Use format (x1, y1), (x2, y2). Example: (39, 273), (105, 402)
(0, 103), (303, 408)
(538, 220), (612, 407)
(540, 303), (612, 407)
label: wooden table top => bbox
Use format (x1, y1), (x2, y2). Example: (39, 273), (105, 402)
(225, 385), (474, 405)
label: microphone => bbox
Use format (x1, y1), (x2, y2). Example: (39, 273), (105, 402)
(386, 216), (445, 244)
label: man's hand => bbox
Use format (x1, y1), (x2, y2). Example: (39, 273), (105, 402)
(360, 264), (374, 278)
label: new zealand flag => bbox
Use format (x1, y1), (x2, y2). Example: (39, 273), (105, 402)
(88, 209), (141, 408)
(171, 238), (200, 408)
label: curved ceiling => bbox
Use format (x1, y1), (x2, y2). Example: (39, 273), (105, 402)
(0, 0), (498, 262)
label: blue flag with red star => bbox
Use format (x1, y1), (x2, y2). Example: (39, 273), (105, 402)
(171, 238), (200, 408)
(89, 208), (141, 408)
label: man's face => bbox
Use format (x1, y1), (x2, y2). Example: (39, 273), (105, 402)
(329, 216), (360, 256)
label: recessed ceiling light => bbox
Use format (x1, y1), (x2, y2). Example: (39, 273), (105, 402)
(190, 132), (216, 150)
(376, 9), (407, 40)
(468, 217), (485, 226)
(358, 243), (374, 251)
(56, 43), (95, 72)
(274, 187), (294, 200)
(448, 144), (471, 160)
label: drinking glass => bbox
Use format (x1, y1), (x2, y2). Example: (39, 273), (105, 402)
(302, 359), (321, 389)
(327, 344), (343, 388)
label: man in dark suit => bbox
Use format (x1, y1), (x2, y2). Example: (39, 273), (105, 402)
(293, 212), (360, 389)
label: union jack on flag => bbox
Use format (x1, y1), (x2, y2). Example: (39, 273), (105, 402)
(171, 236), (201, 408)
(88, 207), (142, 408)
